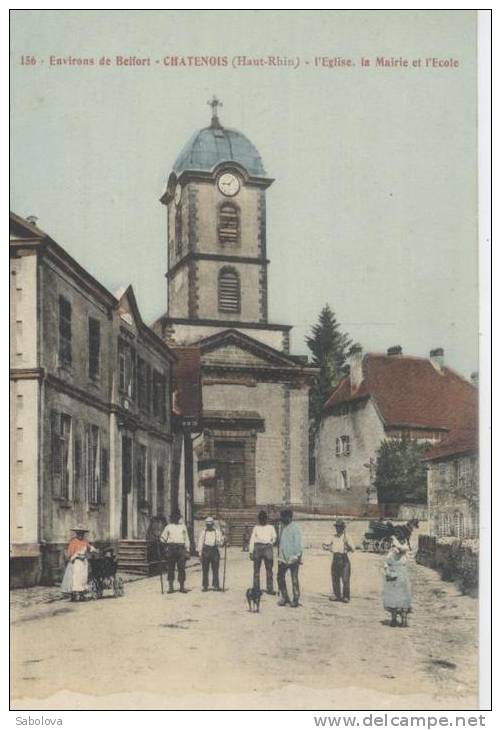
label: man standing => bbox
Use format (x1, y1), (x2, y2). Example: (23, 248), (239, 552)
(322, 519), (354, 602)
(160, 509), (190, 593)
(277, 509), (303, 608)
(197, 516), (224, 591)
(249, 510), (277, 595)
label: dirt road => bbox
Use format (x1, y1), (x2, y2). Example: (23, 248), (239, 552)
(11, 548), (478, 710)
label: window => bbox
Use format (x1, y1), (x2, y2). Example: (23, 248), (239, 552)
(218, 268), (241, 313)
(218, 203), (239, 245)
(58, 296), (72, 366)
(336, 436), (350, 456)
(51, 411), (73, 500)
(88, 318), (101, 379)
(153, 370), (167, 422)
(118, 341), (136, 399)
(85, 424), (101, 505)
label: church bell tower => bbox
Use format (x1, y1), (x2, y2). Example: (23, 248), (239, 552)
(160, 98), (274, 327)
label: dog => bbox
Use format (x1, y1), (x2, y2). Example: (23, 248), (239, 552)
(246, 587), (263, 613)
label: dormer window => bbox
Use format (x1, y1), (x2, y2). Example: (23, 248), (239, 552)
(218, 203), (239, 245)
(218, 267), (240, 313)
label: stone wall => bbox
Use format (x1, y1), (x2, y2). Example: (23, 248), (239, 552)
(427, 456), (479, 539)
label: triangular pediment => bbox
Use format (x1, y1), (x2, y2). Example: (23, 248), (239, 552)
(199, 329), (300, 369)
(116, 285), (143, 333)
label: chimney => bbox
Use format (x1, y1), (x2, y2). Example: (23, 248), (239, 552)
(430, 347), (444, 370)
(387, 345), (403, 356)
(470, 372), (479, 387)
(26, 215), (38, 226)
(349, 345), (363, 392)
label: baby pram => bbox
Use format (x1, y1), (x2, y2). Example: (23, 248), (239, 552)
(88, 548), (125, 599)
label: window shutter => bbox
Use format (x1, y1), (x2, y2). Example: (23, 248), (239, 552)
(218, 204), (239, 245)
(74, 436), (81, 502)
(335, 437), (341, 456)
(58, 296), (72, 365)
(156, 465), (165, 514)
(61, 414), (72, 500)
(218, 269), (240, 313)
(88, 318), (100, 379)
(147, 456), (152, 504)
(101, 447), (109, 486)
(51, 411), (62, 495)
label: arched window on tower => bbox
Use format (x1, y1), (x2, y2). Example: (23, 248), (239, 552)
(218, 268), (241, 313)
(175, 207), (183, 257)
(218, 203), (240, 246)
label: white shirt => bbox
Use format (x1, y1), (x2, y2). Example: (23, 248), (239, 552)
(326, 533), (354, 554)
(197, 528), (224, 553)
(160, 523), (190, 550)
(249, 524), (277, 553)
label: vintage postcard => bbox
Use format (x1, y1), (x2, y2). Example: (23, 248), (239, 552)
(9, 9), (490, 715)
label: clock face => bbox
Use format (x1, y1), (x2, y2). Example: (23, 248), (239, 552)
(218, 172), (240, 197)
(174, 183), (182, 206)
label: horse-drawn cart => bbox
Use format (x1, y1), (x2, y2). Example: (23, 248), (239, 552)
(362, 520), (395, 553)
(88, 549), (125, 599)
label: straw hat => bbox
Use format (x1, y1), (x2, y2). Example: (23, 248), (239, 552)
(72, 524), (89, 533)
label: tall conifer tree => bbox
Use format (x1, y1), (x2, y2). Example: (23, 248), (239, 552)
(306, 304), (354, 434)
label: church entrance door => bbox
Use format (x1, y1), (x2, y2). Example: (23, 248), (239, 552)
(214, 440), (246, 509)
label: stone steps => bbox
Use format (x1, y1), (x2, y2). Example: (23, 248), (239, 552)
(117, 540), (163, 575)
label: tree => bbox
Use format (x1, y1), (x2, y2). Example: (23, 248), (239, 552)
(374, 439), (428, 506)
(306, 304), (353, 433)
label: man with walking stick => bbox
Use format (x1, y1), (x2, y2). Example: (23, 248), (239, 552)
(197, 516), (225, 591)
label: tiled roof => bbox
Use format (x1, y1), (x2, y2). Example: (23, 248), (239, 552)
(324, 354), (477, 431)
(172, 346), (202, 418)
(423, 425), (478, 461)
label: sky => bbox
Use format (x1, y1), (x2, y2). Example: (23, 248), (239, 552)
(10, 10), (479, 377)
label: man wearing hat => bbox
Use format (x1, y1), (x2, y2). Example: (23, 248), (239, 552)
(160, 509), (191, 593)
(61, 525), (96, 601)
(322, 519), (354, 602)
(197, 517), (225, 591)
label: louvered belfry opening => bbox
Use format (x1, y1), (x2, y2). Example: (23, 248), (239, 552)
(218, 203), (239, 245)
(218, 267), (241, 313)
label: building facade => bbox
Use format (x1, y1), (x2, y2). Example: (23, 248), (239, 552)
(153, 101), (316, 530)
(424, 427), (479, 540)
(10, 213), (176, 585)
(315, 345), (478, 515)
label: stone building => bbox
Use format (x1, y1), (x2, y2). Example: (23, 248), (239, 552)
(10, 213), (176, 585)
(152, 100), (316, 535)
(424, 426), (479, 539)
(315, 345), (478, 515)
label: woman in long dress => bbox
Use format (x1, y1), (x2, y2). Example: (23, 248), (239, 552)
(61, 526), (96, 601)
(383, 530), (412, 627)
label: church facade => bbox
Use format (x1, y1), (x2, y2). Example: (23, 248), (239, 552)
(153, 100), (316, 527)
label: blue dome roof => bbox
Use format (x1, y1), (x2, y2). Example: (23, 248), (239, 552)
(173, 126), (266, 177)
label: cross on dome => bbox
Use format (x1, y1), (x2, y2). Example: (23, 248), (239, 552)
(208, 95), (223, 128)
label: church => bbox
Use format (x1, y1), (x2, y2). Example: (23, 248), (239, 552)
(153, 99), (316, 538)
